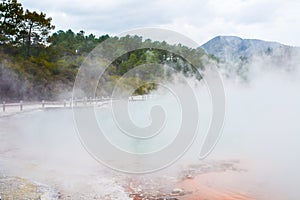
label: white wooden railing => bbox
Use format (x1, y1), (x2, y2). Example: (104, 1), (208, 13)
(0, 95), (156, 113)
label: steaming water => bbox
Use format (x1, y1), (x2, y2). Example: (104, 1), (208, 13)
(0, 109), (131, 199)
(96, 97), (183, 154)
(208, 71), (300, 199)
(1, 71), (300, 199)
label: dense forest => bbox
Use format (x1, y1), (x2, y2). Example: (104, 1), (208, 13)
(0, 0), (211, 101)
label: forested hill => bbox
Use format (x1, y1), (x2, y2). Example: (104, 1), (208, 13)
(0, 0), (210, 101)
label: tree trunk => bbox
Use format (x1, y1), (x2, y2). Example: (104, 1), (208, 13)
(26, 23), (32, 57)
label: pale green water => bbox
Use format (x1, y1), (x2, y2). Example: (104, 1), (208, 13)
(0, 81), (300, 200)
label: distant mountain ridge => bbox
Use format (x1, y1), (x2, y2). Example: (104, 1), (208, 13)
(200, 36), (300, 80)
(201, 36), (295, 61)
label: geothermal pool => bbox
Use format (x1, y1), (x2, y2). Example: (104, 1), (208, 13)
(1, 76), (300, 199)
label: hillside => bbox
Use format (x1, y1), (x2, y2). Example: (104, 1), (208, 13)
(201, 36), (300, 79)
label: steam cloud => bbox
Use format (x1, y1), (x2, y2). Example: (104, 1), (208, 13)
(0, 43), (300, 199)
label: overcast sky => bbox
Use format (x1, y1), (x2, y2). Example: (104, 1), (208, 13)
(19, 0), (300, 46)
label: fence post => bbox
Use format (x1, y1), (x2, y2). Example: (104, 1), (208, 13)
(69, 98), (72, 107)
(42, 100), (45, 108)
(20, 100), (23, 111)
(2, 101), (5, 112)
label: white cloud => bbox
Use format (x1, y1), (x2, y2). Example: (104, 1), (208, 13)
(19, 0), (300, 46)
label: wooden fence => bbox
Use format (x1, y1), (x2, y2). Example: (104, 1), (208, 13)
(1, 95), (156, 113)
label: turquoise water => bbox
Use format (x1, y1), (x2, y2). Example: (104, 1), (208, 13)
(1, 78), (300, 199)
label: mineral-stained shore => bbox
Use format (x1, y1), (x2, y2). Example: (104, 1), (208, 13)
(0, 176), (58, 200)
(0, 160), (252, 200)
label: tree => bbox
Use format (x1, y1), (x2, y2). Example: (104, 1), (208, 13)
(0, 0), (24, 45)
(20, 10), (54, 56)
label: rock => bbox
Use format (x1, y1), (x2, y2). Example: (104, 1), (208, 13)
(186, 174), (193, 179)
(171, 188), (184, 195)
